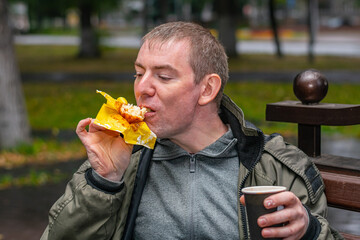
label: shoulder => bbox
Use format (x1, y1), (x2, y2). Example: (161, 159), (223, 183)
(259, 134), (325, 204)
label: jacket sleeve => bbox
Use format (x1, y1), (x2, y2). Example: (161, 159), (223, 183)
(40, 161), (126, 240)
(262, 135), (344, 240)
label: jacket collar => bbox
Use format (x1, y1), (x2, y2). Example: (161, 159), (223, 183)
(219, 94), (265, 170)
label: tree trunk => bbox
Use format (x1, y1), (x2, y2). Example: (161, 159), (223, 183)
(268, 0), (283, 58)
(0, 0), (31, 148)
(159, 0), (169, 23)
(215, 0), (238, 57)
(307, 0), (318, 63)
(78, 1), (100, 58)
(141, 0), (149, 36)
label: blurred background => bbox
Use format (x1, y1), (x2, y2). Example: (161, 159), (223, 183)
(0, 0), (359, 239)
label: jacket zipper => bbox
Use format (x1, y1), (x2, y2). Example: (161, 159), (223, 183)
(189, 155), (196, 240)
(238, 132), (265, 240)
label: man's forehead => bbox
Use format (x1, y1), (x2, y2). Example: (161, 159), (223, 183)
(142, 38), (190, 51)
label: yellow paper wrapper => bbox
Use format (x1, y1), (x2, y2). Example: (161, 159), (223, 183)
(94, 90), (157, 149)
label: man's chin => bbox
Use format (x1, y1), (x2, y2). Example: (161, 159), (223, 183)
(146, 123), (159, 136)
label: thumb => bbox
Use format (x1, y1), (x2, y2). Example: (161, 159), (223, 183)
(240, 195), (246, 206)
(76, 118), (92, 139)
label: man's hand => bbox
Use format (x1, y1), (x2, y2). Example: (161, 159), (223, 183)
(240, 191), (309, 240)
(76, 118), (133, 182)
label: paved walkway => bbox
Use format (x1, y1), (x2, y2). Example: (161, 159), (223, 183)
(0, 159), (84, 240)
(14, 29), (360, 58)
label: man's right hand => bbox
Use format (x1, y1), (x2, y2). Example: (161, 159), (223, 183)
(76, 118), (133, 182)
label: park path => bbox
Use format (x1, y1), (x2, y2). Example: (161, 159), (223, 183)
(0, 159), (84, 240)
(15, 29), (360, 58)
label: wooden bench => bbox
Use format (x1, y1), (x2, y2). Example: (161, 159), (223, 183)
(265, 69), (360, 240)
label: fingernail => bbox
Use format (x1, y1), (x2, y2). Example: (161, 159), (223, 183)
(258, 217), (267, 226)
(262, 228), (271, 236)
(265, 199), (274, 208)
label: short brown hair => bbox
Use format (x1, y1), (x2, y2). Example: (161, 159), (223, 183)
(142, 21), (229, 106)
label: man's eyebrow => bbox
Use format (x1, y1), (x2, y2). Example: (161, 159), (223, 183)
(134, 62), (178, 73)
(153, 64), (177, 72)
(134, 61), (145, 69)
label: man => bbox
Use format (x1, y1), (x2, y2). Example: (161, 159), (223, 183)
(41, 22), (343, 239)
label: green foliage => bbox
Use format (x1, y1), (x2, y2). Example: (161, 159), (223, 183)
(2, 138), (65, 155)
(24, 81), (135, 129)
(5, 141), (42, 155)
(224, 82), (360, 138)
(0, 169), (69, 189)
(16, 45), (360, 73)
(14, 0), (120, 30)
(21, 81), (360, 140)
(228, 54), (360, 71)
(15, 45), (360, 138)
(16, 45), (138, 73)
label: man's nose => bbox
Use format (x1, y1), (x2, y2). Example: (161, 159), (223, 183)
(135, 73), (156, 98)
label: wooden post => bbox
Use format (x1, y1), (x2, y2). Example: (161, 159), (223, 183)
(298, 124), (320, 157)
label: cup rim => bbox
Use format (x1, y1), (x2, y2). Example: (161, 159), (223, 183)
(242, 186), (287, 194)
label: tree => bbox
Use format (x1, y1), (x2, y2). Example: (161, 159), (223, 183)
(268, 0), (283, 58)
(214, 0), (240, 57)
(9, 0), (69, 31)
(75, 0), (120, 58)
(77, 0), (100, 58)
(307, 0), (318, 63)
(16, 0), (119, 58)
(0, 0), (31, 148)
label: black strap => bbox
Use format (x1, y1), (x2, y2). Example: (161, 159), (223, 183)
(122, 147), (154, 240)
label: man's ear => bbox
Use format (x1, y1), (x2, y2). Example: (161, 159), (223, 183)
(198, 74), (221, 106)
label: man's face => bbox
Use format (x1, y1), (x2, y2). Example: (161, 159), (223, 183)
(134, 39), (202, 139)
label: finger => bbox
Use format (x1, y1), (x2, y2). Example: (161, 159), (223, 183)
(264, 191), (298, 209)
(259, 202), (307, 228)
(240, 195), (245, 206)
(89, 121), (121, 137)
(258, 207), (292, 227)
(76, 118), (92, 137)
(89, 120), (107, 132)
(262, 221), (304, 240)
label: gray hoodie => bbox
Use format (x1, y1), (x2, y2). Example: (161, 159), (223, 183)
(134, 129), (240, 239)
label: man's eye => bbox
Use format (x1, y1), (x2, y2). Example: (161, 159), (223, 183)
(134, 73), (143, 79)
(159, 75), (171, 80)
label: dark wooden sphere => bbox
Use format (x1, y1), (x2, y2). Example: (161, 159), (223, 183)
(293, 69), (328, 104)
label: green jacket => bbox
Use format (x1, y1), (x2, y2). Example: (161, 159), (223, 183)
(41, 95), (343, 240)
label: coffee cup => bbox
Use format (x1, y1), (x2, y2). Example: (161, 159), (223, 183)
(242, 186), (287, 240)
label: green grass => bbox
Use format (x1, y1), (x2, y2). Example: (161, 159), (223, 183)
(24, 81), (136, 130)
(224, 82), (360, 138)
(22, 80), (360, 139)
(0, 137), (86, 168)
(0, 169), (70, 190)
(16, 45), (138, 73)
(228, 54), (360, 71)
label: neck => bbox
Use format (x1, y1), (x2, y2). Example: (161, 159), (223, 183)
(170, 108), (228, 153)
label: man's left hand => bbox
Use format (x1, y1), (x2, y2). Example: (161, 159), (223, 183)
(240, 191), (309, 240)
